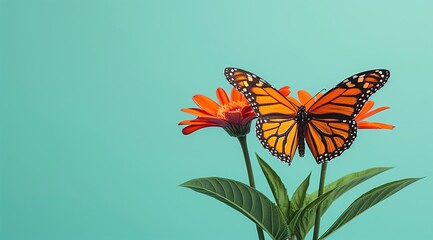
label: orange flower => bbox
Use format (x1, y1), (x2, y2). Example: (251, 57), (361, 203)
(355, 101), (395, 129)
(294, 90), (394, 129)
(180, 87), (290, 137)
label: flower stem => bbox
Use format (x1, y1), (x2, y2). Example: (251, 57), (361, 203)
(237, 136), (265, 240)
(312, 161), (328, 240)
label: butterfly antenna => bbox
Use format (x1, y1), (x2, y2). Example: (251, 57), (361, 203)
(304, 88), (326, 106)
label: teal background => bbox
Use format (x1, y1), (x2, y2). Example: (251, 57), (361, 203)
(1, 0), (432, 239)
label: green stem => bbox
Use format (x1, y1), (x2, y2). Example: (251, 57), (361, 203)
(238, 136), (265, 240)
(312, 161), (328, 240)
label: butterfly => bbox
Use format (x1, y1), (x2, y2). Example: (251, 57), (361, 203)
(224, 68), (390, 164)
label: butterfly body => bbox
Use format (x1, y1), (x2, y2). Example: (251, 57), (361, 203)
(297, 105), (308, 157)
(225, 67), (389, 164)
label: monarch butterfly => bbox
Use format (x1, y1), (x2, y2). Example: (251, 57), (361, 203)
(224, 68), (390, 164)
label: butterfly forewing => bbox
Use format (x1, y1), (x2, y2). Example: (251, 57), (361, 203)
(306, 69), (389, 162)
(309, 70), (390, 119)
(224, 68), (299, 117)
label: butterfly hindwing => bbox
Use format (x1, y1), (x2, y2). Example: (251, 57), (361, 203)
(305, 118), (357, 163)
(256, 118), (298, 163)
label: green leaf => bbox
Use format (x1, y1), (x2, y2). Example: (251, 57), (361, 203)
(290, 167), (390, 239)
(180, 177), (289, 240)
(290, 173), (311, 215)
(288, 209), (304, 240)
(296, 167), (391, 236)
(319, 177), (422, 240)
(305, 167), (391, 204)
(289, 189), (336, 240)
(257, 154), (290, 219)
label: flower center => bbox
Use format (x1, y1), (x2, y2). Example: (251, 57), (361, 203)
(217, 101), (247, 119)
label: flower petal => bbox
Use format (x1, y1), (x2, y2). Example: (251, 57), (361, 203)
(225, 111), (242, 125)
(179, 119), (217, 125)
(181, 108), (213, 117)
(239, 93), (248, 102)
(278, 86), (291, 96)
(356, 106), (390, 121)
(298, 90), (314, 109)
(189, 117), (229, 126)
(182, 124), (220, 135)
(192, 94), (220, 115)
(358, 121), (395, 129)
(356, 101), (375, 120)
(287, 96), (301, 106)
(241, 105), (254, 115)
(178, 119), (195, 125)
(216, 88), (230, 105)
(241, 115), (256, 125)
(231, 88), (243, 102)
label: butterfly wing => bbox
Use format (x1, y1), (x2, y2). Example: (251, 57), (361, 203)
(224, 68), (299, 117)
(309, 69), (390, 119)
(305, 118), (357, 163)
(305, 69), (390, 163)
(224, 67), (299, 163)
(256, 118), (299, 164)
